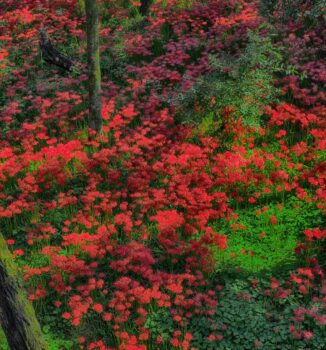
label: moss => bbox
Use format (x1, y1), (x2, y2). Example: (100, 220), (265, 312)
(95, 49), (101, 85)
(0, 233), (19, 278)
(78, 0), (85, 14)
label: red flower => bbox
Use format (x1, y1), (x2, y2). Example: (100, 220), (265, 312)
(270, 278), (279, 289)
(269, 215), (278, 225)
(102, 313), (112, 321)
(53, 301), (62, 308)
(13, 249), (24, 256)
(151, 210), (184, 234)
(298, 285), (309, 294)
(303, 331), (313, 340)
(166, 284), (183, 294)
(62, 312), (71, 320)
(93, 303), (104, 313)
(173, 315), (182, 322)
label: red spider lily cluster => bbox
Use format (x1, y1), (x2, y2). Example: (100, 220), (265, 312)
(0, 0), (325, 349)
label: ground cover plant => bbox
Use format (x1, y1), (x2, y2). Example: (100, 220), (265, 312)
(0, 0), (325, 349)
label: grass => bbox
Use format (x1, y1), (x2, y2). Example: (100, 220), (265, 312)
(0, 328), (9, 350)
(213, 196), (324, 273)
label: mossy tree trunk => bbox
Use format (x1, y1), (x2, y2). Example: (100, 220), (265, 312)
(140, 0), (152, 16)
(78, 0), (85, 13)
(85, 0), (102, 133)
(0, 234), (49, 350)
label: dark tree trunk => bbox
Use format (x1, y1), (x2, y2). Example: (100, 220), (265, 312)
(85, 0), (102, 133)
(140, 0), (152, 16)
(0, 234), (48, 350)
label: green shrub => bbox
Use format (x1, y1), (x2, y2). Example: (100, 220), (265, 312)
(144, 308), (174, 343)
(185, 274), (326, 350)
(174, 30), (282, 129)
(260, 0), (326, 24)
(211, 277), (325, 350)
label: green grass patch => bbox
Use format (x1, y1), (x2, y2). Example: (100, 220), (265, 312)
(0, 328), (9, 350)
(213, 197), (324, 273)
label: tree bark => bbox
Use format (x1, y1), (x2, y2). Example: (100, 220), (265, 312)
(140, 0), (152, 16)
(0, 234), (49, 350)
(85, 0), (102, 133)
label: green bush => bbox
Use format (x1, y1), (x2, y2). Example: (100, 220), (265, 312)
(212, 277), (325, 350)
(173, 30), (282, 128)
(260, 0), (326, 24)
(186, 275), (326, 350)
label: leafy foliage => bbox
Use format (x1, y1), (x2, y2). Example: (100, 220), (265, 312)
(212, 276), (326, 350)
(173, 30), (282, 128)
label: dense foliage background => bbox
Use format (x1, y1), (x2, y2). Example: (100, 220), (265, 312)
(0, 0), (325, 349)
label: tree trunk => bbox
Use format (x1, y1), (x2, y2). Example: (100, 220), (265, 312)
(0, 234), (49, 350)
(140, 0), (152, 16)
(85, 0), (102, 133)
